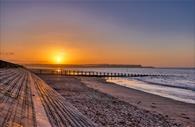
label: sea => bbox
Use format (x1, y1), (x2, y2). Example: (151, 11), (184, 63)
(26, 65), (195, 104)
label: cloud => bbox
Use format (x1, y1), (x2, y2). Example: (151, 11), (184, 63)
(0, 52), (15, 56)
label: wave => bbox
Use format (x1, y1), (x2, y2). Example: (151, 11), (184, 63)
(132, 74), (195, 91)
(133, 77), (195, 91)
(107, 78), (195, 104)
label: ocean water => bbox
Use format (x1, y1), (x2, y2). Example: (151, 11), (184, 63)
(80, 68), (195, 104)
(27, 65), (195, 104)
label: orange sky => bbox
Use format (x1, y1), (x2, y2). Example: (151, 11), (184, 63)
(0, 1), (194, 67)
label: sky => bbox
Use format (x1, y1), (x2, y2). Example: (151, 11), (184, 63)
(0, 0), (195, 67)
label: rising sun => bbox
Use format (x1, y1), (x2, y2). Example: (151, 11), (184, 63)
(50, 49), (69, 64)
(56, 55), (63, 64)
(53, 53), (66, 64)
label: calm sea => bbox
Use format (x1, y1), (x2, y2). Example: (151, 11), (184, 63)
(26, 65), (195, 104)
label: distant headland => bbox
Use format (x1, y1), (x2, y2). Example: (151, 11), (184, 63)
(24, 64), (154, 68)
(0, 60), (23, 68)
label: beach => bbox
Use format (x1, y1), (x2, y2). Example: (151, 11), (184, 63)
(2, 0), (194, 127)
(38, 74), (195, 127)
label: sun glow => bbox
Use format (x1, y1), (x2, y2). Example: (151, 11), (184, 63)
(51, 51), (68, 64)
(56, 55), (63, 64)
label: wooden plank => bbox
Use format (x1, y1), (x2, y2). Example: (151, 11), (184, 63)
(0, 68), (96, 127)
(29, 73), (52, 127)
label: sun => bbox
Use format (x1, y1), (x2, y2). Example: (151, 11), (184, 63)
(49, 48), (69, 64)
(56, 55), (63, 64)
(53, 53), (66, 64)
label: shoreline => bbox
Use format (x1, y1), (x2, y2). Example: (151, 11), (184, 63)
(39, 74), (195, 127)
(82, 77), (195, 126)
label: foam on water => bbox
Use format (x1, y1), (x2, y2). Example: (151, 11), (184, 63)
(107, 78), (195, 104)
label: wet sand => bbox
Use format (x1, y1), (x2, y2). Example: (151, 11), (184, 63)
(38, 74), (195, 127)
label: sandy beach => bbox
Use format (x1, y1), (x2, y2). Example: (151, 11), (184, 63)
(38, 74), (195, 127)
(2, 0), (194, 126)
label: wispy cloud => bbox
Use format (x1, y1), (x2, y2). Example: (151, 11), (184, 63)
(0, 52), (15, 56)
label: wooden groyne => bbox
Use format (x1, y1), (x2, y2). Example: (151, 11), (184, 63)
(30, 69), (169, 77)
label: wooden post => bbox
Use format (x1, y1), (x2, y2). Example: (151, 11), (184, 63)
(85, 71), (87, 76)
(75, 70), (77, 76)
(87, 71), (89, 76)
(81, 71), (84, 76)
(66, 70), (67, 75)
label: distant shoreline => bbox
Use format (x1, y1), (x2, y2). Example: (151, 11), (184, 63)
(24, 64), (154, 68)
(24, 64), (195, 69)
(1, 59), (194, 69)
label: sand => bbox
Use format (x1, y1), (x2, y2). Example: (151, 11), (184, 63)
(38, 74), (195, 127)
(81, 77), (195, 126)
